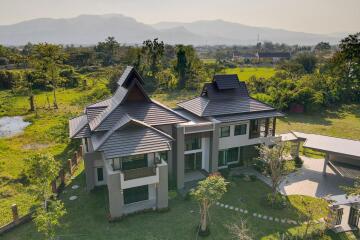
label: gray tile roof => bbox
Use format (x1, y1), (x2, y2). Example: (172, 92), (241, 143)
(178, 96), (275, 117)
(95, 102), (186, 131)
(178, 75), (278, 117)
(213, 110), (284, 123)
(69, 115), (90, 138)
(93, 114), (173, 159)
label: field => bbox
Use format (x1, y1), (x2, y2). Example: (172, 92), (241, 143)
(4, 169), (355, 240)
(223, 67), (277, 81)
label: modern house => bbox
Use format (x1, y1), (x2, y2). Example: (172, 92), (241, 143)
(69, 67), (283, 219)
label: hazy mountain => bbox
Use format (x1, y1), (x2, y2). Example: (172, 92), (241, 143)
(0, 14), (343, 46)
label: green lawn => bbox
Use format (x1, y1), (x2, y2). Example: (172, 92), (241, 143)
(2, 169), (348, 240)
(223, 67), (277, 81)
(277, 104), (360, 141)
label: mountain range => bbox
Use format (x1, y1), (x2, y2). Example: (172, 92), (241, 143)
(0, 14), (347, 46)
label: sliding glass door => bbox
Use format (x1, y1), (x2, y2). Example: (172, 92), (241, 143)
(185, 152), (202, 172)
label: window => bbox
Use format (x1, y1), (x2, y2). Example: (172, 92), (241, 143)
(220, 126), (230, 138)
(234, 124), (247, 135)
(158, 151), (168, 163)
(249, 119), (260, 139)
(122, 154), (147, 170)
(218, 148), (239, 167)
(185, 152), (202, 171)
(185, 137), (201, 151)
(123, 185), (149, 204)
(97, 167), (104, 182)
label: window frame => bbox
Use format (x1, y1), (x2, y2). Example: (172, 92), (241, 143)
(185, 137), (202, 151)
(234, 124), (247, 136)
(220, 126), (231, 138)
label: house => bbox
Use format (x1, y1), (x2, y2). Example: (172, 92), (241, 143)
(69, 67), (283, 219)
(257, 52), (291, 62)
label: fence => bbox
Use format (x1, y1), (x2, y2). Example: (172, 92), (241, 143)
(0, 145), (84, 235)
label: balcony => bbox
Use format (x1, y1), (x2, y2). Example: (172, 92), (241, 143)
(119, 160), (167, 189)
(123, 167), (156, 181)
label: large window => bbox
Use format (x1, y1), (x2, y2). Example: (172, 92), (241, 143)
(111, 154), (148, 171)
(220, 126), (230, 138)
(158, 151), (168, 163)
(123, 185), (149, 204)
(234, 124), (247, 136)
(218, 148), (239, 167)
(185, 137), (201, 151)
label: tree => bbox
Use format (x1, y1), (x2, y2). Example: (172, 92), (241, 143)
(227, 220), (254, 240)
(33, 199), (66, 240)
(32, 43), (65, 109)
(257, 142), (286, 204)
(95, 36), (121, 66)
(26, 153), (60, 206)
(341, 177), (360, 196)
(26, 153), (66, 239)
(175, 45), (187, 89)
(294, 53), (317, 74)
(314, 42), (331, 51)
(299, 197), (330, 239)
(191, 174), (228, 235)
(141, 38), (165, 75)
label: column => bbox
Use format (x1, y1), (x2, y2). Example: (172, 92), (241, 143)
(156, 163), (169, 210)
(210, 123), (219, 173)
(107, 169), (123, 219)
(323, 153), (329, 176)
(176, 125), (185, 189)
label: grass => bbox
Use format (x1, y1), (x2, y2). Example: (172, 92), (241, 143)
(2, 171), (347, 240)
(277, 104), (360, 141)
(0, 75), (111, 226)
(223, 67), (276, 81)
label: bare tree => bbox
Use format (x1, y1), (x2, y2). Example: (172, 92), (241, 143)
(257, 142), (286, 204)
(227, 219), (254, 240)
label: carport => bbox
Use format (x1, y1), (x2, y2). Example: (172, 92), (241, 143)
(280, 132), (360, 179)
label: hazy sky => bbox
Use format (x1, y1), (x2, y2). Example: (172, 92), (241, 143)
(0, 0), (359, 34)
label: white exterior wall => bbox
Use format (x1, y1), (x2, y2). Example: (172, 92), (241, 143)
(184, 136), (210, 172)
(219, 121), (275, 150)
(148, 183), (156, 200)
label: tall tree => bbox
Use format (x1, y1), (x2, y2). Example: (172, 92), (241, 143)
(175, 45), (187, 89)
(141, 38), (165, 75)
(191, 174), (228, 235)
(32, 43), (65, 109)
(95, 36), (121, 66)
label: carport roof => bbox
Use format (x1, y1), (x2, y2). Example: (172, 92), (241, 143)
(294, 132), (360, 158)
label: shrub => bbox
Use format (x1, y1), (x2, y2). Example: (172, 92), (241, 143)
(253, 160), (267, 174)
(294, 156), (303, 168)
(0, 57), (9, 65)
(265, 193), (287, 209)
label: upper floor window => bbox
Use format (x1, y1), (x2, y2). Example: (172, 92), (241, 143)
(234, 124), (247, 136)
(185, 137), (201, 151)
(220, 126), (230, 138)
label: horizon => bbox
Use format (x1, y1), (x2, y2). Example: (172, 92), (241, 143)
(0, 0), (359, 35)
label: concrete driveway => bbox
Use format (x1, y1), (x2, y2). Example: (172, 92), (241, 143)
(279, 156), (354, 197)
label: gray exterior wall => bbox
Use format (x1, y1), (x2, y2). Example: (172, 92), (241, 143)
(176, 125), (185, 189)
(210, 123), (220, 172)
(105, 163), (124, 219)
(83, 151), (103, 191)
(156, 162), (168, 209)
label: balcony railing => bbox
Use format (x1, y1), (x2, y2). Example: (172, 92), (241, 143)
(123, 167), (156, 181)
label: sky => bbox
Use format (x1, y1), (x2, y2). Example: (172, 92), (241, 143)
(0, 0), (359, 34)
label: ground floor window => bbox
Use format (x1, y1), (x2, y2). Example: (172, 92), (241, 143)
(185, 152), (202, 171)
(218, 147), (239, 167)
(96, 167), (104, 182)
(123, 185), (149, 204)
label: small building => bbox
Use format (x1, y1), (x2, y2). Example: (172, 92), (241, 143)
(232, 52), (257, 62)
(257, 52), (291, 62)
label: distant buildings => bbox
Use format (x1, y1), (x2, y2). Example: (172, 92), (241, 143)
(232, 51), (291, 63)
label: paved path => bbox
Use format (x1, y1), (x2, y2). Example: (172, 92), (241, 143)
(279, 157), (354, 197)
